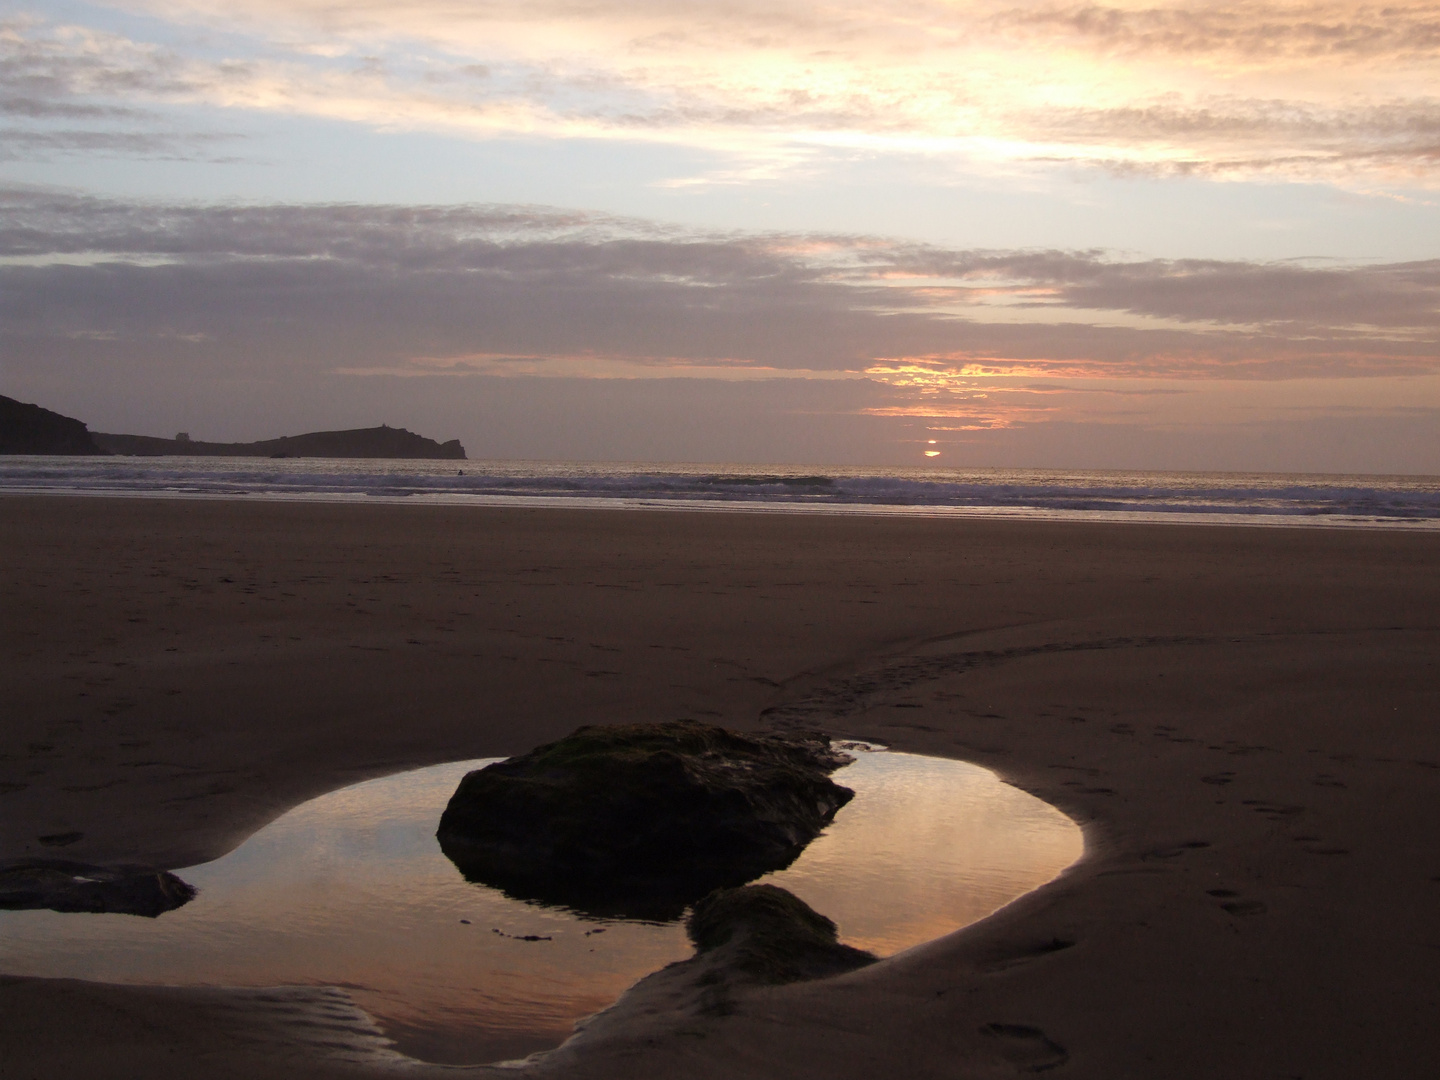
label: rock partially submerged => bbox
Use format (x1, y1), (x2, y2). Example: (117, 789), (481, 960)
(687, 884), (877, 985)
(543, 884), (876, 1066)
(436, 722), (854, 919)
(0, 860), (197, 917)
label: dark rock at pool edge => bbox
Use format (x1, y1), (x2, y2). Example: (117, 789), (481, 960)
(546, 885), (875, 1053)
(436, 721), (855, 920)
(0, 860), (197, 917)
(687, 884), (877, 985)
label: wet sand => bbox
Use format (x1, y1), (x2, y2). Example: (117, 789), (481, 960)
(2, 495), (1438, 1078)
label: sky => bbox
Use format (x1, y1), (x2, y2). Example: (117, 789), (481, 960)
(2, 1), (1438, 472)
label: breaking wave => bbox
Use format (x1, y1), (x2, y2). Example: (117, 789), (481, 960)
(3, 457), (1438, 527)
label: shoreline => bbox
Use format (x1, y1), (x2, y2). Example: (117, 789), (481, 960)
(3, 495), (1438, 1078)
(3, 484), (1440, 533)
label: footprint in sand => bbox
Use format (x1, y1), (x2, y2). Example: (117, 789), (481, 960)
(978, 938), (1076, 974)
(980, 1023), (1068, 1071)
(1220, 900), (1267, 917)
(37, 831), (84, 847)
(1142, 840), (1211, 861)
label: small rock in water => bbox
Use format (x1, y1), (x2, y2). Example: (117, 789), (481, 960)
(490, 927), (553, 941)
(0, 860), (196, 918)
(436, 721), (854, 919)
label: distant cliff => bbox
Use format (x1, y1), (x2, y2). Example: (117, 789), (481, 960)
(0, 395), (107, 455)
(92, 425), (466, 460)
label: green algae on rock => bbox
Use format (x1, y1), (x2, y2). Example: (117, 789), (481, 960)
(436, 722), (854, 920)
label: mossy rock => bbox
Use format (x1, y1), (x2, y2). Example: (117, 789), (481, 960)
(436, 722), (854, 919)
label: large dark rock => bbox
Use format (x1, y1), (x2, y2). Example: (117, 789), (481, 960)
(0, 395), (106, 455)
(0, 860), (197, 917)
(687, 884), (876, 984)
(436, 722), (854, 919)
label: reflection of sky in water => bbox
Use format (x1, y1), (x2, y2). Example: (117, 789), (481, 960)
(0, 751), (1080, 1064)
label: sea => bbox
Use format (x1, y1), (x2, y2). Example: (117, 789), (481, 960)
(3, 456), (1439, 530)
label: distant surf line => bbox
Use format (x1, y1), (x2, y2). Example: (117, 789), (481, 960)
(2, 456), (1438, 532)
(4, 486), (1439, 532)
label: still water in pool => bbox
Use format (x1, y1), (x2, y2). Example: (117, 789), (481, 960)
(0, 749), (1081, 1064)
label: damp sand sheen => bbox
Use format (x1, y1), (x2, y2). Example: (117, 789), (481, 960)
(0, 749), (1082, 1065)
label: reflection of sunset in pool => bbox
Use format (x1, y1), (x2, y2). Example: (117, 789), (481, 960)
(0, 749), (1081, 1065)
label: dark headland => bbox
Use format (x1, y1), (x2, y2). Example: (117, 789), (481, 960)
(0, 396), (106, 455)
(92, 426), (466, 460)
(0, 394), (465, 459)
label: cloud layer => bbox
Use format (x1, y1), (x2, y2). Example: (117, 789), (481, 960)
(2, 187), (1436, 460)
(4, 187), (1438, 378)
(6, 2), (1440, 183)
(6, 187), (1438, 370)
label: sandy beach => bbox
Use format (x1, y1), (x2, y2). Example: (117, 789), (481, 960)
(2, 494), (1438, 1079)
